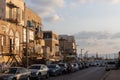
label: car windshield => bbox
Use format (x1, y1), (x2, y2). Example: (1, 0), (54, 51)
(48, 65), (56, 68)
(5, 68), (17, 74)
(29, 65), (41, 69)
(58, 64), (65, 67)
(107, 62), (115, 64)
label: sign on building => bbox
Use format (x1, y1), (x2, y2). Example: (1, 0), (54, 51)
(0, 0), (5, 19)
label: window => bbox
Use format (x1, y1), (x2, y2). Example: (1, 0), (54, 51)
(1, 36), (6, 46)
(29, 30), (34, 40)
(43, 32), (52, 39)
(22, 10), (24, 20)
(9, 8), (12, 19)
(23, 28), (26, 42)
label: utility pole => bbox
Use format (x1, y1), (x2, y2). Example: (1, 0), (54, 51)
(84, 51), (89, 61)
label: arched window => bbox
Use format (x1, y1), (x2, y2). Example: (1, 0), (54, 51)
(9, 29), (14, 37)
(9, 29), (14, 53)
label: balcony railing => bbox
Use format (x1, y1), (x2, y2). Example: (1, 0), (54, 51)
(6, 18), (20, 23)
(7, 1), (19, 8)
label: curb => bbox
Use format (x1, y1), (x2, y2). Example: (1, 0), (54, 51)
(101, 71), (111, 80)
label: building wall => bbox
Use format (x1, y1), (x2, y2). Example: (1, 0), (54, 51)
(0, 0), (25, 63)
(59, 35), (77, 55)
(0, 0), (6, 19)
(25, 8), (41, 26)
(43, 31), (59, 57)
(24, 7), (44, 58)
(4, 0), (25, 26)
(0, 0), (44, 63)
(0, 20), (23, 62)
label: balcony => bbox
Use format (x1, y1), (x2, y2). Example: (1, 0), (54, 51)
(35, 32), (43, 39)
(6, 18), (20, 23)
(7, 1), (19, 8)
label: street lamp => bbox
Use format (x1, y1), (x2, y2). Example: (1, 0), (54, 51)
(26, 20), (31, 68)
(80, 49), (84, 60)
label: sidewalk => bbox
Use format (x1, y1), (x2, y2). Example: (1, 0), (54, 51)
(103, 69), (120, 80)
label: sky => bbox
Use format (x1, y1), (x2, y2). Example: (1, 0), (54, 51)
(24, 0), (120, 58)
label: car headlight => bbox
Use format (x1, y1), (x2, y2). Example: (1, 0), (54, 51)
(36, 71), (39, 75)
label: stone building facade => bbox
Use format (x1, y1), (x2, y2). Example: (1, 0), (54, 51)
(0, 19), (23, 63)
(0, 0), (25, 26)
(59, 35), (77, 62)
(0, 0), (24, 63)
(0, 0), (44, 65)
(43, 31), (62, 61)
(23, 7), (45, 59)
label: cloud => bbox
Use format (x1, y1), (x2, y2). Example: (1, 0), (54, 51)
(74, 31), (120, 54)
(111, 33), (120, 39)
(44, 14), (61, 23)
(24, 0), (65, 23)
(74, 31), (110, 40)
(72, 0), (120, 4)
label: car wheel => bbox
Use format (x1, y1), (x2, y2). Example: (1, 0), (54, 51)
(38, 73), (42, 80)
(46, 73), (49, 79)
(27, 76), (30, 80)
(12, 78), (16, 80)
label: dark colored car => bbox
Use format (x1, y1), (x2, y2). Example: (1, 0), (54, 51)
(58, 63), (68, 74)
(0, 67), (30, 80)
(73, 63), (79, 71)
(67, 63), (76, 73)
(77, 63), (83, 69)
(47, 64), (62, 76)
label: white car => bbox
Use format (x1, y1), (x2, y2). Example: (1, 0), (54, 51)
(28, 64), (49, 80)
(105, 61), (116, 71)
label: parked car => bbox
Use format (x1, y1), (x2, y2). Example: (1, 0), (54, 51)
(77, 63), (83, 70)
(0, 67), (30, 80)
(67, 63), (76, 73)
(81, 62), (86, 69)
(84, 62), (90, 68)
(28, 64), (49, 80)
(73, 63), (79, 71)
(105, 61), (117, 71)
(58, 63), (68, 74)
(47, 64), (62, 76)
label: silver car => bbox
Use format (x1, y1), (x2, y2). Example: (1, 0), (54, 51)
(28, 64), (49, 80)
(0, 67), (30, 80)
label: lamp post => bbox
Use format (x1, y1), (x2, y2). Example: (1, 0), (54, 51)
(26, 20), (30, 68)
(80, 49), (84, 61)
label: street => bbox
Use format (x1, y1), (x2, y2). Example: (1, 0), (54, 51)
(47, 67), (106, 80)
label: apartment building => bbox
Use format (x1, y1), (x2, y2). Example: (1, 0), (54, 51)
(0, 0), (25, 63)
(43, 31), (62, 61)
(59, 35), (77, 62)
(23, 7), (45, 59)
(0, 0), (44, 65)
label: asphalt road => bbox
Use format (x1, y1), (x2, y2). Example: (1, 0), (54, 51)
(47, 67), (106, 80)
